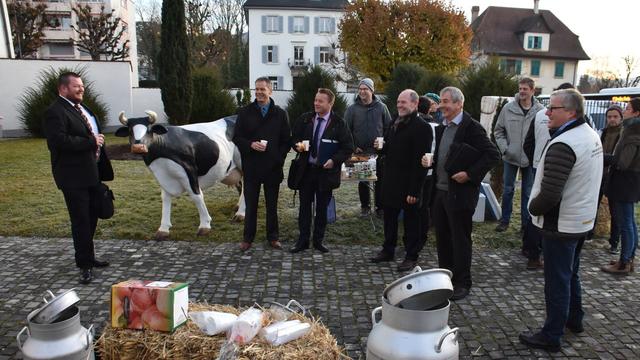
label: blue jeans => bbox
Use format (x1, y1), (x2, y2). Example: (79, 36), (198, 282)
(500, 162), (534, 227)
(541, 235), (585, 345)
(612, 201), (638, 262)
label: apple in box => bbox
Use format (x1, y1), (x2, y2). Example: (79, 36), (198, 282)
(111, 280), (188, 332)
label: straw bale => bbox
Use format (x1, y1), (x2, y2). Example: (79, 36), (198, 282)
(96, 303), (350, 360)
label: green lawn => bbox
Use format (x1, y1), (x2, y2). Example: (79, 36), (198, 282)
(0, 135), (526, 248)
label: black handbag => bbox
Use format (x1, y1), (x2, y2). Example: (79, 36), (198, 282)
(287, 153), (305, 190)
(95, 182), (115, 219)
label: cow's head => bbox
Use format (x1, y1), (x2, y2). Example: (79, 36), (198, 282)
(115, 111), (168, 154)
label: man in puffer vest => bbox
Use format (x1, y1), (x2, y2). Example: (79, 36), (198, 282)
(519, 89), (603, 352)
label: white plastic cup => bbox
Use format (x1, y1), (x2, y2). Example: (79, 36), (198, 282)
(375, 137), (384, 150)
(423, 153), (433, 167)
(302, 140), (310, 151)
(260, 140), (268, 146)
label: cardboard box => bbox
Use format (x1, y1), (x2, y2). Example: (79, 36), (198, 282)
(111, 280), (188, 332)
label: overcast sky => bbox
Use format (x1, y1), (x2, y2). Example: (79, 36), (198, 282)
(448, 0), (638, 78)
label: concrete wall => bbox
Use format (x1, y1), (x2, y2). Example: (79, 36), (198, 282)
(130, 88), (167, 126)
(0, 59), (133, 137)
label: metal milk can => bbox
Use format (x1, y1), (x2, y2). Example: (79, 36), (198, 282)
(17, 289), (95, 360)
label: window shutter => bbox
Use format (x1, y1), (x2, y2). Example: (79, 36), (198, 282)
(330, 18), (336, 34)
(262, 46), (267, 63)
(314, 17), (319, 34)
(314, 47), (320, 64)
(304, 17), (310, 33)
(273, 46), (278, 63)
(555, 62), (565, 77)
(261, 16), (266, 33)
(278, 16), (283, 33)
(527, 36), (532, 49)
(278, 76), (284, 90)
(516, 60), (522, 75)
(499, 59), (506, 71)
(288, 16), (293, 33)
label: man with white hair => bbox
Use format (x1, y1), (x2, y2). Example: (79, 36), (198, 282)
(430, 86), (500, 300)
(519, 89), (602, 352)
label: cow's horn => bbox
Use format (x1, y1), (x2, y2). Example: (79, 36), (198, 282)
(118, 111), (128, 125)
(145, 110), (158, 124)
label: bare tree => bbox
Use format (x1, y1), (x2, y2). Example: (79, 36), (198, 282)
(136, 0), (162, 80)
(621, 55), (640, 87)
(71, 5), (129, 61)
(7, 1), (49, 58)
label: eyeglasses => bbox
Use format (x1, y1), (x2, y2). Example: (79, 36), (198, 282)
(546, 106), (565, 112)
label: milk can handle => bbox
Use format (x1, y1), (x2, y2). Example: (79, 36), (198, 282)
(285, 299), (307, 316)
(16, 326), (30, 350)
(411, 266), (423, 273)
(43, 290), (55, 303)
(435, 327), (459, 353)
(85, 324), (94, 351)
(370, 307), (382, 325)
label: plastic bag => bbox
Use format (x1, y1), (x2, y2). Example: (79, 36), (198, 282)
(190, 311), (238, 336)
(261, 321), (311, 346)
(216, 340), (239, 360)
(229, 307), (264, 344)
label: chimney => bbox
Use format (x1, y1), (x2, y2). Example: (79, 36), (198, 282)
(471, 6), (479, 23)
(534, 0), (539, 14)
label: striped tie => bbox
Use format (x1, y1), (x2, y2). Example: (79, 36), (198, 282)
(74, 104), (100, 160)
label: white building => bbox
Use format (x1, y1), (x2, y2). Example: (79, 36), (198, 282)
(243, 0), (349, 92)
(0, 0), (14, 58)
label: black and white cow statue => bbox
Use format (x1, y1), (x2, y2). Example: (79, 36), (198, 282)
(115, 111), (245, 240)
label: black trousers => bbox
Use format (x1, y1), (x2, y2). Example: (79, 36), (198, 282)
(297, 167), (332, 246)
(418, 177), (434, 241)
(242, 179), (280, 243)
(61, 186), (99, 269)
(432, 189), (474, 289)
(382, 204), (422, 261)
(358, 157), (383, 209)
(524, 221), (543, 260)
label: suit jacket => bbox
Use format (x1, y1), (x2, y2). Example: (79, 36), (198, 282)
(432, 112), (500, 211)
(291, 111), (354, 191)
(378, 111), (431, 208)
(43, 97), (113, 189)
(233, 98), (291, 184)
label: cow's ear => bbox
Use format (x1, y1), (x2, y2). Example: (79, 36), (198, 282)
(150, 124), (168, 135)
(114, 127), (129, 137)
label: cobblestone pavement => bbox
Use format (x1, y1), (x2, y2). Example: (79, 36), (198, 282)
(0, 236), (638, 359)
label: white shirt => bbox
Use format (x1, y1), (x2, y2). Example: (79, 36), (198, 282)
(60, 96), (99, 136)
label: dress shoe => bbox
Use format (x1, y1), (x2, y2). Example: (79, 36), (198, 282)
(269, 240), (283, 250)
(450, 286), (470, 301)
(526, 259), (544, 270)
(289, 243), (309, 253)
(397, 259), (417, 272)
(92, 259), (110, 268)
(494, 222), (508, 232)
(566, 322), (584, 334)
(239, 241), (252, 251)
(601, 260), (631, 274)
(518, 331), (561, 352)
(369, 252), (394, 263)
(313, 243), (329, 253)
(609, 244), (619, 254)
(79, 268), (93, 284)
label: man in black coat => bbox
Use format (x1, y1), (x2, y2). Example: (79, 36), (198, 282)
(430, 86), (500, 300)
(234, 77), (291, 251)
(43, 72), (114, 284)
(369, 89), (431, 271)
(289, 88), (354, 253)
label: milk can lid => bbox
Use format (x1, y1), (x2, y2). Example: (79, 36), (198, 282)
(383, 267), (453, 310)
(29, 289), (80, 324)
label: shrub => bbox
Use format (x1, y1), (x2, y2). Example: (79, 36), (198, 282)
(18, 66), (108, 137)
(384, 63), (429, 116)
(190, 67), (236, 123)
(416, 71), (460, 96)
(287, 66), (346, 125)
(460, 57), (518, 120)
(241, 88), (252, 107)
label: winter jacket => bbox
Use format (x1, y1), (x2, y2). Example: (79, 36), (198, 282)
(605, 117), (640, 202)
(344, 94), (392, 152)
(494, 95), (544, 167)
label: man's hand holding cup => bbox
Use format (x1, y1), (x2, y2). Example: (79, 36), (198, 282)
(421, 153), (433, 168)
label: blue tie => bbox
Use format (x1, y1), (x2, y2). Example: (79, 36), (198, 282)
(261, 105), (268, 117)
(311, 117), (325, 158)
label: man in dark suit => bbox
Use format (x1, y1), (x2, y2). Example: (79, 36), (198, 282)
(369, 89), (431, 272)
(43, 72), (114, 284)
(430, 86), (500, 300)
(289, 88), (354, 253)
(234, 77), (291, 252)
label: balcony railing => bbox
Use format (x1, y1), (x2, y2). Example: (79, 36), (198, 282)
(288, 58), (311, 73)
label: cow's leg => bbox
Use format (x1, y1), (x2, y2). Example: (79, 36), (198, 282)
(156, 189), (172, 241)
(189, 189), (213, 236)
(232, 182), (246, 222)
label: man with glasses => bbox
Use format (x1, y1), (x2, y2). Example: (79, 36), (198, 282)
(519, 89), (602, 352)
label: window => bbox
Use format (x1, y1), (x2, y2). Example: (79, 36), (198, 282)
(292, 16), (304, 33)
(266, 16), (279, 32)
(46, 13), (72, 30)
(554, 61), (565, 78)
(268, 76), (279, 90)
(294, 46), (304, 66)
(267, 45), (275, 63)
(49, 43), (74, 56)
(319, 47), (331, 64)
(500, 59), (522, 75)
(527, 35), (543, 50)
(530, 60), (541, 76)
(318, 17), (331, 33)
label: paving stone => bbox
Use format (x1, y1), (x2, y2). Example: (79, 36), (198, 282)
(0, 236), (638, 359)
